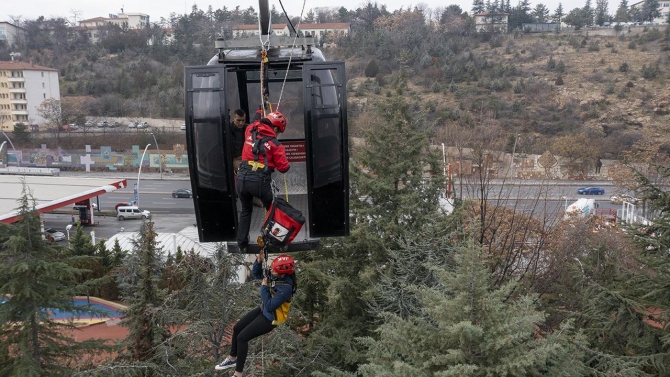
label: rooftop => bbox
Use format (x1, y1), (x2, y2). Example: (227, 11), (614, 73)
(0, 61), (58, 72)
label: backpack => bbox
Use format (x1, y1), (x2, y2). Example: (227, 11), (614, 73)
(250, 125), (275, 172)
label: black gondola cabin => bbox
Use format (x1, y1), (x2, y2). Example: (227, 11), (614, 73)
(184, 34), (349, 253)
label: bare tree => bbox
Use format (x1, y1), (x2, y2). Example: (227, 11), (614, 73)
(36, 98), (62, 143)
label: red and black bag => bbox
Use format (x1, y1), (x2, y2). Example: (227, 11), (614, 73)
(261, 197), (305, 247)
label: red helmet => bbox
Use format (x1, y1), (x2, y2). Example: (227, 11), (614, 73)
(266, 111), (287, 133)
(271, 254), (295, 275)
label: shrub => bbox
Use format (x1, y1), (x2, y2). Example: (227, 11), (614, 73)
(641, 64), (660, 79)
(432, 82), (441, 93)
(588, 41), (600, 52)
(628, 41), (637, 49)
(604, 84), (615, 95)
(606, 66), (614, 73)
(619, 62), (629, 72)
(555, 76), (564, 85)
(556, 60), (566, 73)
(364, 59), (379, 78)
(547, 56), (556, 71)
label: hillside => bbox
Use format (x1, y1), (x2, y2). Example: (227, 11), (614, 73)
(342, 26), (670, 161)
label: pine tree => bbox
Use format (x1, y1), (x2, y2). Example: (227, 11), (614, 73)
(0, 181), (106, 376)
(357, 242), (588, 376)
(118, 221), (170, 364)
(552, 2), (565, 23)
(302, 96), (446, 371)
(472, 0), (486, 15)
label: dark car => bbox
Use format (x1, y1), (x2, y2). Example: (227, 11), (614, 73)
(172, 189), (192, 198)
(577, 187), (605, 195)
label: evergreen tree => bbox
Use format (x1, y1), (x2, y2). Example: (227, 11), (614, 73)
(357, 242), (587, 375)
(614, 0), (630, 22)
(303, 96), (445, 371)
(595, 0), (610, 25)
(533, 3), (550, 22)
(118, 221), (170, 364)
(552, 3), (565, 24)
(0, 182), (105, 376)
(583, 0), (595, 25)
(641, 0), (661, 22)
(472, 0), (486, 15)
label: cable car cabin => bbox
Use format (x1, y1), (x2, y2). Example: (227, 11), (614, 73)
(184, 35), (349, 253)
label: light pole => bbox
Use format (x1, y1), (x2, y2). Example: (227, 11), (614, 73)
(0, 141), (6, 166)
(561, 196), (569, 211)
(1, 131), (15, 151)
(137, 143), (151, 207)
(150, 132), (162, 179)
(510, 133), (520, 179)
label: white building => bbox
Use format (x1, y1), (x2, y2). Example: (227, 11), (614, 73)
(0, 22), (25, 48)
(77, 11), (150, 43)
(0, 61), (60, 132)
(474, 12), (509, 32)
(231, 22), (350, 39)
(630, 0), (670, 23)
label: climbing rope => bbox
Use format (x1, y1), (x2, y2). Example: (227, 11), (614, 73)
(276, 0), (307, 111)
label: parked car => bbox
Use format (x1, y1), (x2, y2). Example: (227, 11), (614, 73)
(172, 189), (192, 198)
(73, 203), (98, 210)
(109, 121), (121, 128)
(128, 122), (138, 128)
(181, 124), (186, 130)
(610, 193), (639, 205)
(85, 120), (94, 127)
(44, 228), (66, 242)
(577, 187), (605, 195)
(97, 121), (109, 128)
(136, 122), (149, 129)
(117, 206), (151, 220)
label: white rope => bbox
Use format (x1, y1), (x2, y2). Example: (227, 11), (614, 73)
(276, 0), (307, 111)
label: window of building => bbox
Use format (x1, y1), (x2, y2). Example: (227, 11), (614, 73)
(41, 72), (44, 77)
(43, 93), (46, 99)
(42, 83), (45, 88)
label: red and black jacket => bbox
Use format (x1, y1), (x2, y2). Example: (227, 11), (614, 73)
(242, 119), (290, 174)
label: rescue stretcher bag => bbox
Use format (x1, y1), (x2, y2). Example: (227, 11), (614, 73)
(262, 197), (305, 247)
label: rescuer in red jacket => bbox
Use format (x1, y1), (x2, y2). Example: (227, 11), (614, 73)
(236, 111), (290, 252)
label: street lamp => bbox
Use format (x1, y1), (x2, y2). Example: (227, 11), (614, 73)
(0, 141), (6, 166)
(510, 133), (521, 179)
(1, 131), (15, 151)
(137, 143), (151, 207)
(150, 132), (162, 179)
(561, 196), (569, 211)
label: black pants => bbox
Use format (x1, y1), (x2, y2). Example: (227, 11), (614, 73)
(230, 307), (275, 373)
(236, 167), (273, 249)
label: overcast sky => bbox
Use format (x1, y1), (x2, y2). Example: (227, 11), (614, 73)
(3, 0), (612, 25)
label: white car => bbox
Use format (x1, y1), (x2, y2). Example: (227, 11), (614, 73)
(128, 122), (138, 128)
(44, 228), (66, 242)
(73, 203), (98, 210)
(180, 124), (186, 130)
(136, 122), (149, 129)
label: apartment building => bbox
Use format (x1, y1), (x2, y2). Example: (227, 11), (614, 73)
(0, 61), (60, 132)
(474, 12), (509, 32)
(0, 22), (25, 48)
(77, 11), (150, 43)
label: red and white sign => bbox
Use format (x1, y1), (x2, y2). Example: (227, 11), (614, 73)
(282, 141), (306, 163)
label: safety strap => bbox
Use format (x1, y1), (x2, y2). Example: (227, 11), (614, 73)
(250, 126), (276, 173)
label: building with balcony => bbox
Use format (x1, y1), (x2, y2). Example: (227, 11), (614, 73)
(0, 61), (60, 132)
(77, 10), (150, 43)
(0, 22), (25, 48)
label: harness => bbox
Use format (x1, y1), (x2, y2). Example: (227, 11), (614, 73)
(249, 125), (277, 173)
(269, 277), (296, 326)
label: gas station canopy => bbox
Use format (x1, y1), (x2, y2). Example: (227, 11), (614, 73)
(0, 176), (128, 223)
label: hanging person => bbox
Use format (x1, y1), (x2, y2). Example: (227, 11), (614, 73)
(214, 253), (297, 376)
(235, 111), (290, 253)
